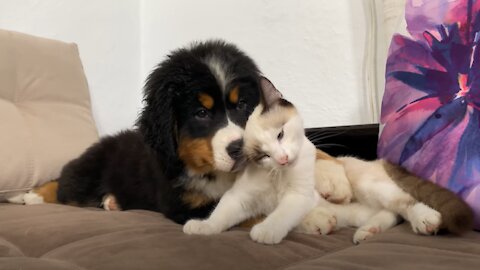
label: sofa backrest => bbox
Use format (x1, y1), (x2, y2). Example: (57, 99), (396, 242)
(0, 29), (98, 200)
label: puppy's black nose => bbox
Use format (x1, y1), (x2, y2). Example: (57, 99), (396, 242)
(227, 139), (244, 160)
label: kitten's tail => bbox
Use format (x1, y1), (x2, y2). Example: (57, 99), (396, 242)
(383, 161), (474, 234)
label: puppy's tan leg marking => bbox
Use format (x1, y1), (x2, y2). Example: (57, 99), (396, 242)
(24, 181), (59, 205)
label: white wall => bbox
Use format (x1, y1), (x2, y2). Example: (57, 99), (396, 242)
(1, 0), (375, 134)
(0, 0), (142, 135)
(142, 0), (372, 128)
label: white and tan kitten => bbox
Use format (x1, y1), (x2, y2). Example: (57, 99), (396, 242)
(183, 78), (318, 244)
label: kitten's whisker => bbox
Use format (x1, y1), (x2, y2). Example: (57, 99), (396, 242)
(307, 130), (347, 141)
(308, 134), (345, 143)
(267, 167), (275, 178)
(314, 143), (347, 149)
(274, 168), (281, 179)
(307, 132), (337, 140)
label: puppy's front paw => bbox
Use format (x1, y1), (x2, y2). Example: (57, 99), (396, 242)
(7, 192), (27, 204)
(295, 207), (336, 235)
(102, 194), (121, 211)
(250, 223), (287, 245)
(183, 219), (220, 235)
(408, 203), (441, 235)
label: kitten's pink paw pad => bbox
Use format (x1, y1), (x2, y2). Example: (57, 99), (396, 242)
(409, 203), (441, 235)
(316, 177), (352, 204)
(317, 217), (336, 235)
(315, 161), (353, 204)
(425, 224), (437, 234)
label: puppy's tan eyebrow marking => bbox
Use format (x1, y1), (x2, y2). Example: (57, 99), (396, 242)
(229, 87), (239, 104)
(198, 93), (214, 109)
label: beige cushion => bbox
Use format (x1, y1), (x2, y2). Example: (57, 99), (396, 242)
(0, 203), (479, 269)
(0, 29), (98, 199)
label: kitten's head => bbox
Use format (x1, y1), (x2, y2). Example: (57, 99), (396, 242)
(242, 77), (304, 170)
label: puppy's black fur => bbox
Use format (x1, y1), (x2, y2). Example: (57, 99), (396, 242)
(57, 40), (263, 224)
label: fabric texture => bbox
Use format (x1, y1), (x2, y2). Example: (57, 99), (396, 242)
(0, 203), (479, 270)
(0, 29), (98, 199)
(378, 0), (480, 229)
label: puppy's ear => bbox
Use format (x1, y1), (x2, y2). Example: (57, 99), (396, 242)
(260, 76), (282, 109)
(136, 70), (181, 178)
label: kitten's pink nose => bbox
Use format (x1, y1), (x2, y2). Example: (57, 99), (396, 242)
(278, 155), (289, 166)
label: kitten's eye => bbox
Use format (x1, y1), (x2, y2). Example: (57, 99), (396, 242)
(277, 129), (284, 141)
(237, 100), (247, 110)
(258, 153), (270, 160)
(195, 108), (208, 119)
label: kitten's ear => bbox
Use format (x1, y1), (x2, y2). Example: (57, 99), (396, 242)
(260, 76), (283, 108)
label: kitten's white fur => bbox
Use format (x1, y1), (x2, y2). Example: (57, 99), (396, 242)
(184, 104), (318, 244)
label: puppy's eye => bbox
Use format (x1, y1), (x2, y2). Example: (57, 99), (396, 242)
(237, 100), (247, 110)
(195, 109), (208, 119)
(277, 129), (284, 141)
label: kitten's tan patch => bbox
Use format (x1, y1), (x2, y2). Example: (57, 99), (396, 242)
(198, 93), (214, 109)
(183, 191), (213, 208)
(316, 149), (342, 164)
(238, 215), (266, 228)
(178, 137), (214, 174)
(258, 105), (297, 129)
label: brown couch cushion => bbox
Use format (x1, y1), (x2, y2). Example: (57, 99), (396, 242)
(0, 29), (98, 199)
(0, 203), (479, 270)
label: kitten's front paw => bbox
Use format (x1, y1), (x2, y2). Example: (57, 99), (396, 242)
(315, 163), (353, 204)
(353, 226), (381, 244)
(408, 203), (441, 235)
(183, 219), (220, 235)
(295, 207), (336, 235)
(250, 223), (288, 245)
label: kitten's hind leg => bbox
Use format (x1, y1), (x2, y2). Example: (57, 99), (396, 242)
(353, 210), (400, 244)
(296, 198), (377, 235)
(341, 157), (442, 235)
(357, 178), (441, 235)
(407, 203), (441, 235)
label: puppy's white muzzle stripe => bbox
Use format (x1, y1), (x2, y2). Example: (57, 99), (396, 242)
(212, 121), (243, 172)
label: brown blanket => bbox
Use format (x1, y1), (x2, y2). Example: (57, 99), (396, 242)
(0, 203), (479, 269)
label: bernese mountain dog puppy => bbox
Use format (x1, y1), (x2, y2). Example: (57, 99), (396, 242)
(55, 40), (263, 224)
